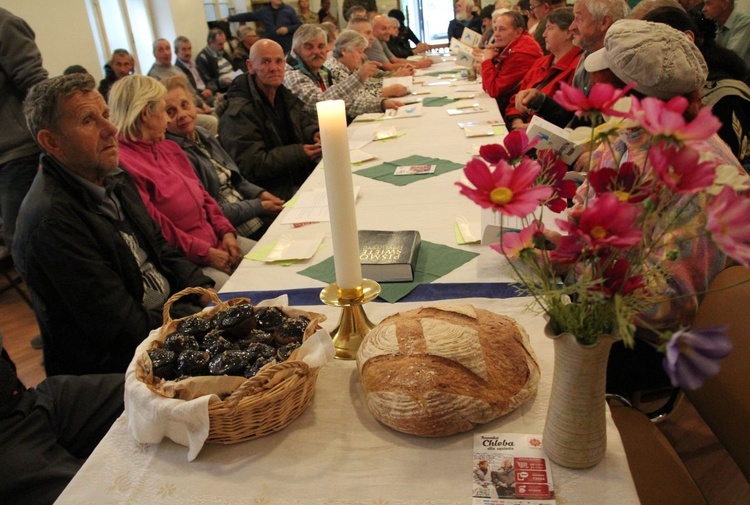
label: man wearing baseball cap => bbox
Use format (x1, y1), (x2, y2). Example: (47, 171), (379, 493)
(580, 19), (746, 403)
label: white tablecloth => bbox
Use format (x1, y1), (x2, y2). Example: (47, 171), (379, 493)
(55, 297), (637, 505)
(55, 62), (639, 504)
(222, 64), (517, 296)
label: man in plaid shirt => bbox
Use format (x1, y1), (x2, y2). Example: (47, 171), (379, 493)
(284, 24), (385, 119)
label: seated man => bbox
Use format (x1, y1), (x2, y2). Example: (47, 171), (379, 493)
(449, 0), (484, 41)
(348, 16), (411, 98)
(196, 28), (236, 93)
(491, 459), (516, 498)
(174, 35), (216, 104)
(284, 25), (398, 118)
(218, 39), (321, 201)
(231, 26), (259, 71)
(367, 16), (431, 72)
(0, 335), (123, 504)
(481, 11), (543, 112)
(147, 38), (183, 81)
(345, 5), (367, 22)
(98, 48), (133, 101)
(703, 0), (750, 63)
(530, 0), (567, 52)
(344, 1), (375, 20)
(13, 73), (215, 376)
(387, 9), (431, 57)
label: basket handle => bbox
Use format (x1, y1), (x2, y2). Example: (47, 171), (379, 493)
(162, 286), (221, 326)
(222, 361), (310, 411)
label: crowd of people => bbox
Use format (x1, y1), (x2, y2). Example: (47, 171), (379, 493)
(1, 0), (749, 502)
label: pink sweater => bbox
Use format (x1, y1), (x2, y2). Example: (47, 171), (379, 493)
(118, 137), (236, 265)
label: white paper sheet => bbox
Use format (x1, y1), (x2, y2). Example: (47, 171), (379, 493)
(382, 76), (413, 92)
(281, 187), (361, 224)
(265, 234), (324, 262)
(349, 149), (377, 164)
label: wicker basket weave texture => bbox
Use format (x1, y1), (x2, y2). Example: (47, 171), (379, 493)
(144, 287), (324, 445)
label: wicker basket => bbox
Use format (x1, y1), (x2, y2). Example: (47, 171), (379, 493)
(137, 287), (326, 445)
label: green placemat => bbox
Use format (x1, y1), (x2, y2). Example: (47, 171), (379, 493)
(354, 154), (464, 187)
(297, 241), (480, 303)
(422, 71), (459, 78)
(422, 96), (458, 107)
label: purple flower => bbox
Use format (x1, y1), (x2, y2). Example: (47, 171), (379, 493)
(663, 326), (732, 390)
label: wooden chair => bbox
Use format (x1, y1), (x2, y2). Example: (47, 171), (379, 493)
(609, 395), (707, 505)
(686, 265), (750, 482)
(610, 266), (750, 502)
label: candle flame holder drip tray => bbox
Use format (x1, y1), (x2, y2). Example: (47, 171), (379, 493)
(320, 279), (381, 360)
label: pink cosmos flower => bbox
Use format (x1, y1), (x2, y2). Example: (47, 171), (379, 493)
(706, 186), (750, 266)
(588, 163), (649, 203)
(456, 158), (553, 217)
(664, 325), (732, 390)
(479, 130), (538, 164)
(557, 193), (643, 251)
(553, 82), (633, 118)
(632, 96), (721, 143)
(648, 143), (716, 194)
(492, 222), (543, 259)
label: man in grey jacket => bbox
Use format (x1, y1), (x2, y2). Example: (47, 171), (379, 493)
(0, 8), (48, 250)
(218, 40), (320, 201)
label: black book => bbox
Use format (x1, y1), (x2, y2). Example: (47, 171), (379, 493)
(358, 230), (421, 283)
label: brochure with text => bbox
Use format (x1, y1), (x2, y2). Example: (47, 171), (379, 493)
(472, 433), (556, 505)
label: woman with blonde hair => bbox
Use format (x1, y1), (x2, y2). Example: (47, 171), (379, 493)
(109, 75), (252, 288)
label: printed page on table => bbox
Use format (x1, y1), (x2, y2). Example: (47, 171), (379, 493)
(472, 433), (556, 505)
(388, 102), (423, 119)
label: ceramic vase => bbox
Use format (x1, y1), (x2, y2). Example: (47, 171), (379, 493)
(542, 324), (615, 468)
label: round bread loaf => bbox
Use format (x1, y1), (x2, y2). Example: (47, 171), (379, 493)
(356, 304), (540, 437)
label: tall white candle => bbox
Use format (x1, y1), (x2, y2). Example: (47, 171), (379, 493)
(316, 100), (363, 290)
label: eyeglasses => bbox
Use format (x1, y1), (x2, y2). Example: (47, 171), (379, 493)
(529, 3), (544, 11)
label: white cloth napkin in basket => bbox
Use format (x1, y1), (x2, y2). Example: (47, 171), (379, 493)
(124, 296), (334, 461)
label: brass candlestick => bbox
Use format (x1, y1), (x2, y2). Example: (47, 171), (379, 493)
(320, 279), (381, 360)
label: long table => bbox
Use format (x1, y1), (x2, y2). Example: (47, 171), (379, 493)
(55, 60), (639, 504)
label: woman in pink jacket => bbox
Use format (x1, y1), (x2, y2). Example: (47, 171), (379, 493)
(109, 75), (252, 288)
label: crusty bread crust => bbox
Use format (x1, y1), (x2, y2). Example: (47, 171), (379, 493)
(356, 304), (540, 437)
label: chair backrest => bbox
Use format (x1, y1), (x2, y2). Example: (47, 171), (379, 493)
(687, 265), (750, 481)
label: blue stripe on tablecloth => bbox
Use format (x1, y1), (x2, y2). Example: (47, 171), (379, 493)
(218, 282), (523, 305)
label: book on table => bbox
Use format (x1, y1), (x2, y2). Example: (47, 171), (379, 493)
(358, 230), (421, 283)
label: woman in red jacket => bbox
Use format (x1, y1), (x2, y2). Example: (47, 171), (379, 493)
(109, 75), (253, 289)
(481, 11), (543, 113)
(505, 8), (583, 130)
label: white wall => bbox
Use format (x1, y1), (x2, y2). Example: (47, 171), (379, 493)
(2, 0), (102, 79)
(1, 0), (211, 80)
(150, 0), (210, 55)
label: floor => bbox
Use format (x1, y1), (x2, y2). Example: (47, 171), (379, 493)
(1, 273), (748, 502)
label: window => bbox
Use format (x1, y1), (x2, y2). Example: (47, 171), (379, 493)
(86, 0), (154, 75)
